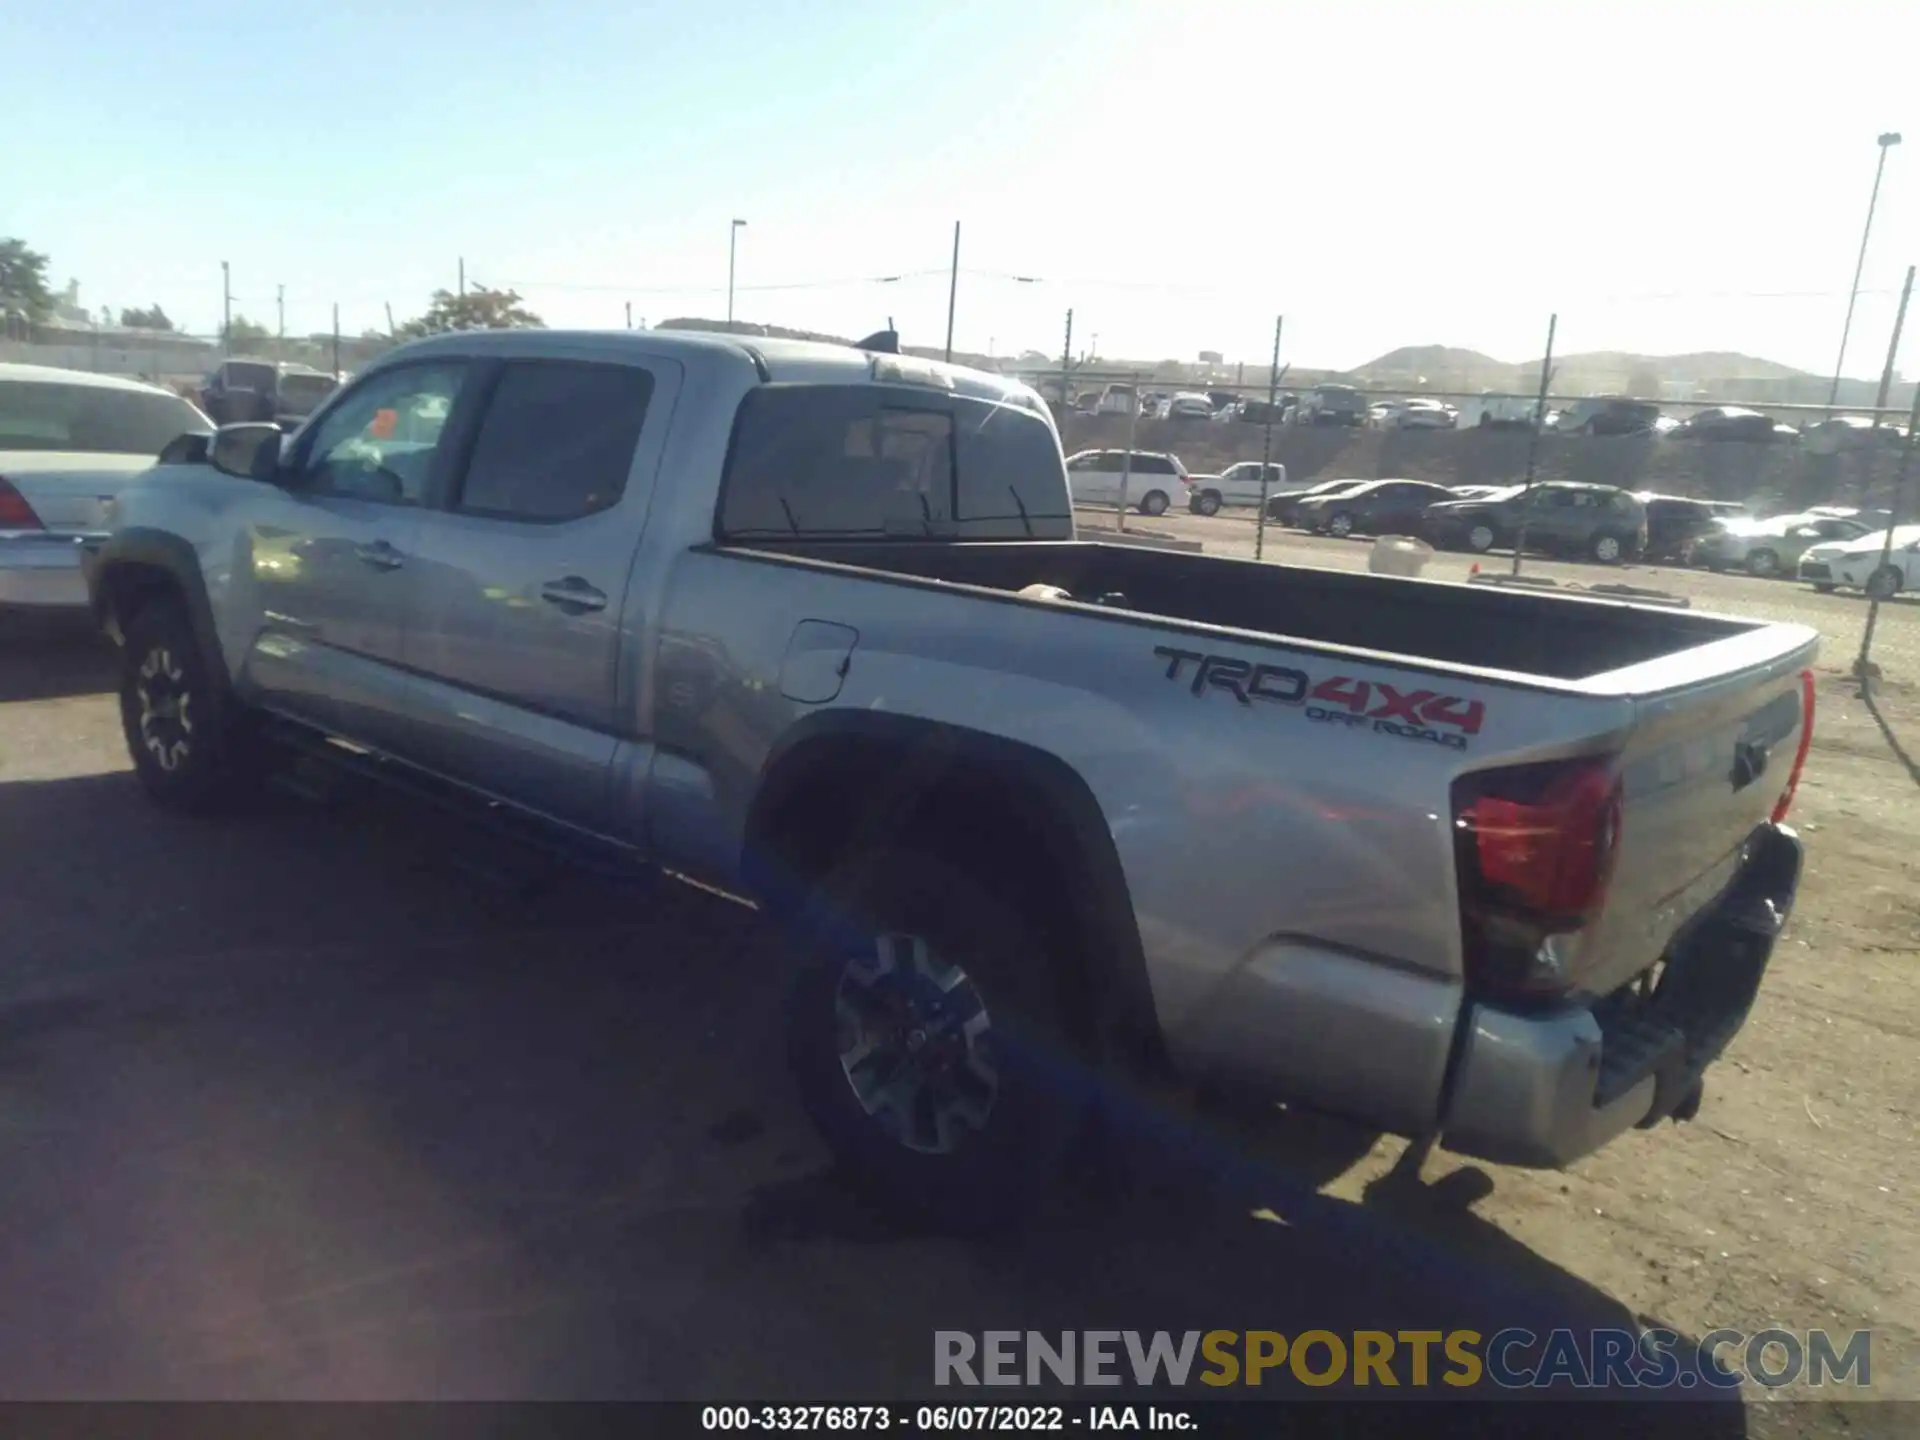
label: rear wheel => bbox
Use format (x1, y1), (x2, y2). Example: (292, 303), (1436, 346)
(783, 850), (1087, 1232)
(1866, 565), (1903, 600)
(1139, 490), (1170, 517)
(1467, 524), (1497, 553)
(1746, 548), (1780, 578)
(118, 603), (264, 813)
(1192, 490), (1222, 517)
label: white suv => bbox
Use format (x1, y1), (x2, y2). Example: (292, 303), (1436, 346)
(1063, 449), (1190, 516)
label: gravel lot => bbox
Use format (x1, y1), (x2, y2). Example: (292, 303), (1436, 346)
(1, 520), (1914, 1431)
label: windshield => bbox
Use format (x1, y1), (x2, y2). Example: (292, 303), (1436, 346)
(0, 380), (211, 455)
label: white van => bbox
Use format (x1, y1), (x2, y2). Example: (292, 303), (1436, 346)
(1063, 449), (1190, 516)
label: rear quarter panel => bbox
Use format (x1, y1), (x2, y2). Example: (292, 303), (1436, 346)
(642, 550), (1638, 1057)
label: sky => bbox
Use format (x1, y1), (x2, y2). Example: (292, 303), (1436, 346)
(6, 0), (1920, 377)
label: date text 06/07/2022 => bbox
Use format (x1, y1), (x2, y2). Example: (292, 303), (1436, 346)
(700, 1405), (1193, 1432)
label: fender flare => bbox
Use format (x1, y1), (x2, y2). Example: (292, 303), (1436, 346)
(87, 527), (224, 677)
(745, 709), (1162, 1063)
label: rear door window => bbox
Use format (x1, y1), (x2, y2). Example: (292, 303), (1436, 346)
(456, 360), (655, 522)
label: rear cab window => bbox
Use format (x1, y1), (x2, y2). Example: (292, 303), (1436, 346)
(719, 384), (1071, 541)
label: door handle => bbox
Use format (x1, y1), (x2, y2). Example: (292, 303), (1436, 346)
(354, 539), (404, 571)
(540, 577), (609, 614)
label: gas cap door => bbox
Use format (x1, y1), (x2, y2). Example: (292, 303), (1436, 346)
(779, 621), (859, 704)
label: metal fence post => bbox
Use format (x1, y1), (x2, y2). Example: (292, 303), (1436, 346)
(1117, 371), (1139, 533)
(1255, 315), (1283, 562)
(1855, 377), (1920, 683)
(1511, 313), (1558, 575)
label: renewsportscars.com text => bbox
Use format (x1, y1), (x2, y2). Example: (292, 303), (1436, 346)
(934, 1328), (1871, 1391)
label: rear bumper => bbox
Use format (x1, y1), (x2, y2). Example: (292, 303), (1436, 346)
(1441, 824), (1802, 1168)
(0, 531), (100, 611)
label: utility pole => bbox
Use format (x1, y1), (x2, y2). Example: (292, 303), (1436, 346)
(944, 221), (961, 363)
(459, 257), (466, 299)
(384, 302), (396, 339)
(625, 301), (633, 330)
(221, 261), (232, 354)
(1873, 265), (1916, 418)
(1255, 316), (1284, 561)
(728, 219), (747, 325)
(276, 284), (285, 361)
(1856, 376), (1920, 682)
(1511, 314), (1559, 577)
(1059, 308), (1073, 418)
(331, 303), (341, 378)
(1827, 133), (1903, 416)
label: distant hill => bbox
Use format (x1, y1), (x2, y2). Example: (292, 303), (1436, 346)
(1348, 344), (1820, 399)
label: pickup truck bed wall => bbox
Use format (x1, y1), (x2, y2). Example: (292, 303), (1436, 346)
(725, 538), (1754, 681)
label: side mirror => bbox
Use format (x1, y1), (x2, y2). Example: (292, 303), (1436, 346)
(156, 430), (213, 465)
(209, 423), (284, 482)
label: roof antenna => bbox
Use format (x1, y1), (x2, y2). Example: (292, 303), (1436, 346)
(855, 318), (900, 354)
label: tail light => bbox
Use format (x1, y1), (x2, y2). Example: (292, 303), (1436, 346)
(1452, 755), (1624, 1002)
(0, 478), (43, 530)
(1771, 669), (1816, 824)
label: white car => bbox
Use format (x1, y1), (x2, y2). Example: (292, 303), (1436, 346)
(1063, 448), (1190, 516)
(1466, 392), (1543, 429)
(0, 363), (213, 613)
(1368, 398), (1458, 430)
(1185, 461), (1289, 516)
(1165, 392), (1214, 421)
(1799, 525), (1920, 598)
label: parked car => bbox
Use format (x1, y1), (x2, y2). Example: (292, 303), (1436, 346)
(86, 326), (1819, 1221)
(1264, 477), (1372, 526)
(1801, 415), (1908, 456)
(1095, 382), (1139, 416)
(1294, 477), (1454, 538)
(1422, 482), (1649, 564)
(1238, 397), (1291, 425)
(1466, 393), (1542, 429)
(199, 358), (339, 430)
(1166, 392), (1215, 421)
(1292, 384), (1369, 427)
(1369, 398), (1457, 430)
(0, 362), (213, 613)
(1064, 448), (1190, 515)
(1634, 493), (1747, 563)
(1690, 512), (1874, 577)
(1447, 484), (1508, 500)
(1549, 397), (1661, 437)
(1670, 407), (1779, 443)
(1186, 461), (1289, 516)
(1797, 525), (1920, 598)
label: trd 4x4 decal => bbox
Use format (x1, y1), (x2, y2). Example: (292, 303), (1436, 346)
(1153, 646), (1484, 752)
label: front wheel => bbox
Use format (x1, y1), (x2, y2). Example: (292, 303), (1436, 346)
(1139, 490), (1170, 517)
(1467, 524), (1497, 553)
(118, 603), (264, 813)
(1327, 512), (1356, 538)
(1866, 565), (1903, 600)
(1192, 490), (1222, 517)
(783, 850), (1087, 1233)
(1590, 531), (1625, 564)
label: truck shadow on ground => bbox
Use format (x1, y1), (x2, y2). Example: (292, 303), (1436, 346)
(0, 772), (1746, 1423)
(0, 615), (119, 703)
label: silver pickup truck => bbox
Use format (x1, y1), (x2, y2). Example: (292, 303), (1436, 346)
(85, 329), (1817, 1227)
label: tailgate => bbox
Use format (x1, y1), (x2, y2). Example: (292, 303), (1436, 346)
(1575, 622), (1818, 999)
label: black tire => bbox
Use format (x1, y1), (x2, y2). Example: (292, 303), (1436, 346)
(1866, 565), (1903, 600)
(1746, 548), (1780, 579)
(1590, 530), (1626, 565)
(118, 602), (263, 813)
(1192, 490), (1222, 517)
(1139, 490), (1170, 517)
(783, 849), (1088, 1233)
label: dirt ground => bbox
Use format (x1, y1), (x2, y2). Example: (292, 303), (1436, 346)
(1130, 512), (1920, 1408)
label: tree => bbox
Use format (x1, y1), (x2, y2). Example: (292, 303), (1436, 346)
(397, 286), (544, 338)
(225, 314), (272, 352)
(120, 304), (174, 331)
(0, 238), (55, 324)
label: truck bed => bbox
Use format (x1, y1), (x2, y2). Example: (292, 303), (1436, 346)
(738, 538), (1757, 684)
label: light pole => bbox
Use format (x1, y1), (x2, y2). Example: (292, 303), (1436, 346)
(727, 218), (747, 326)
(1826, 132), (1902, 416)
